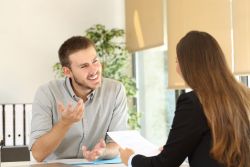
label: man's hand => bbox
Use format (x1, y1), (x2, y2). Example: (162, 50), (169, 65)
(32, 99), (84, 162)
(57, 99), (84, 125)
(82, 139), (106, 161)
(119, 148), (134, 166)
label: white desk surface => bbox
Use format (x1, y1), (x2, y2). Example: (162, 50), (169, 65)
(1, 161), (190, 167)
(1, 161), (126, 167)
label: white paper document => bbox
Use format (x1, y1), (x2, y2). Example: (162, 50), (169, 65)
(107, 130), (160, 156)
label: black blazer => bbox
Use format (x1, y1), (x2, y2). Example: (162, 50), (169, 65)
(132, 91), (224, 167)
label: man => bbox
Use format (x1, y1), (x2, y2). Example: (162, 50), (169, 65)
(30, 36), (128, 162)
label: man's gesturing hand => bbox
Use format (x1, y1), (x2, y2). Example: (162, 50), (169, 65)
(57, 99), (84, 125)
(82, 139), (106, 161)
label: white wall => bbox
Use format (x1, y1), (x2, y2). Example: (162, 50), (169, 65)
(0, 0), (125, 103)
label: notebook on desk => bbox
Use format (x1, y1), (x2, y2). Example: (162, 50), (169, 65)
(46, 157), (121, 165)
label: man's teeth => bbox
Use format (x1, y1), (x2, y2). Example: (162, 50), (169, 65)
(88, 75), (98, 80)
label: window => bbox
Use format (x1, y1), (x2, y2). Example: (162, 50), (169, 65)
(134, 48), (175, 146)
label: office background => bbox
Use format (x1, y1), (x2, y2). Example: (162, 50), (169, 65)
(1, 0), (250, 150)
(0, 0), (125, 104)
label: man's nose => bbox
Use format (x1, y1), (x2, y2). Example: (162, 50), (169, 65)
(89, 64), (98, 75)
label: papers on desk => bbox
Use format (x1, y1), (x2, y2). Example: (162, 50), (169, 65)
(107, 130), (160, 156)
(47, 157), (121, 165)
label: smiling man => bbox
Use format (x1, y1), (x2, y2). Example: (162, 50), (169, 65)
(30, 36), (128, 162)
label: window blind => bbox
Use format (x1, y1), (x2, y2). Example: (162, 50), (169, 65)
(167, 0), (232, 88)
(125, 0), (165, 52)
(232, 0), (250, 75)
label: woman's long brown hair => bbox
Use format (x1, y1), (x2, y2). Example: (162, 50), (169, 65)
(177, 31), (250, 167)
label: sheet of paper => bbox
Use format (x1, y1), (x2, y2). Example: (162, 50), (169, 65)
(107, 130), (160, 156)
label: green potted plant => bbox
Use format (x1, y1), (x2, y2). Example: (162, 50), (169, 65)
(53, 24), (140, 129)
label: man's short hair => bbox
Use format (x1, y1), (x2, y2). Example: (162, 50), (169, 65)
(58, 36), (95, 68)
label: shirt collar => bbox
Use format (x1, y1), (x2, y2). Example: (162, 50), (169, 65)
(65, 77), (96, 102)
(87, 90), (95, 101)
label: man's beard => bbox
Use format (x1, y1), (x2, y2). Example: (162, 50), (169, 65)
(71, 73), (101, 91)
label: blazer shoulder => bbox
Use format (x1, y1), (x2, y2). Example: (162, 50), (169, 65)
(178, 91), (203, 111)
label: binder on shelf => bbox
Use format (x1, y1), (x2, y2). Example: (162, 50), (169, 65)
(15, 104), (24, 145)
(25, 104), (32, 145)
(4, 104), (14, 146)
(0, 105), (3, 142)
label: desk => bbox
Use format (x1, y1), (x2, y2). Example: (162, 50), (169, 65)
(1, 161), (126, 167)
(1, 161), (189, 167)
(1, 161), (36, 167)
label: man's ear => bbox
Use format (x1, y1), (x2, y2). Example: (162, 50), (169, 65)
(63, 66), (71, 77)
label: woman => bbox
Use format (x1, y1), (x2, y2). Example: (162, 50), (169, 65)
(120, 31), (250, 167)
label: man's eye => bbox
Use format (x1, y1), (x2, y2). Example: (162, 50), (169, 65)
(93, 59), (99, 63)
(80, 65), (87, 68)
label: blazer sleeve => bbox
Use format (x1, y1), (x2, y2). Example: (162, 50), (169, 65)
(131, 92), (208, 167)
